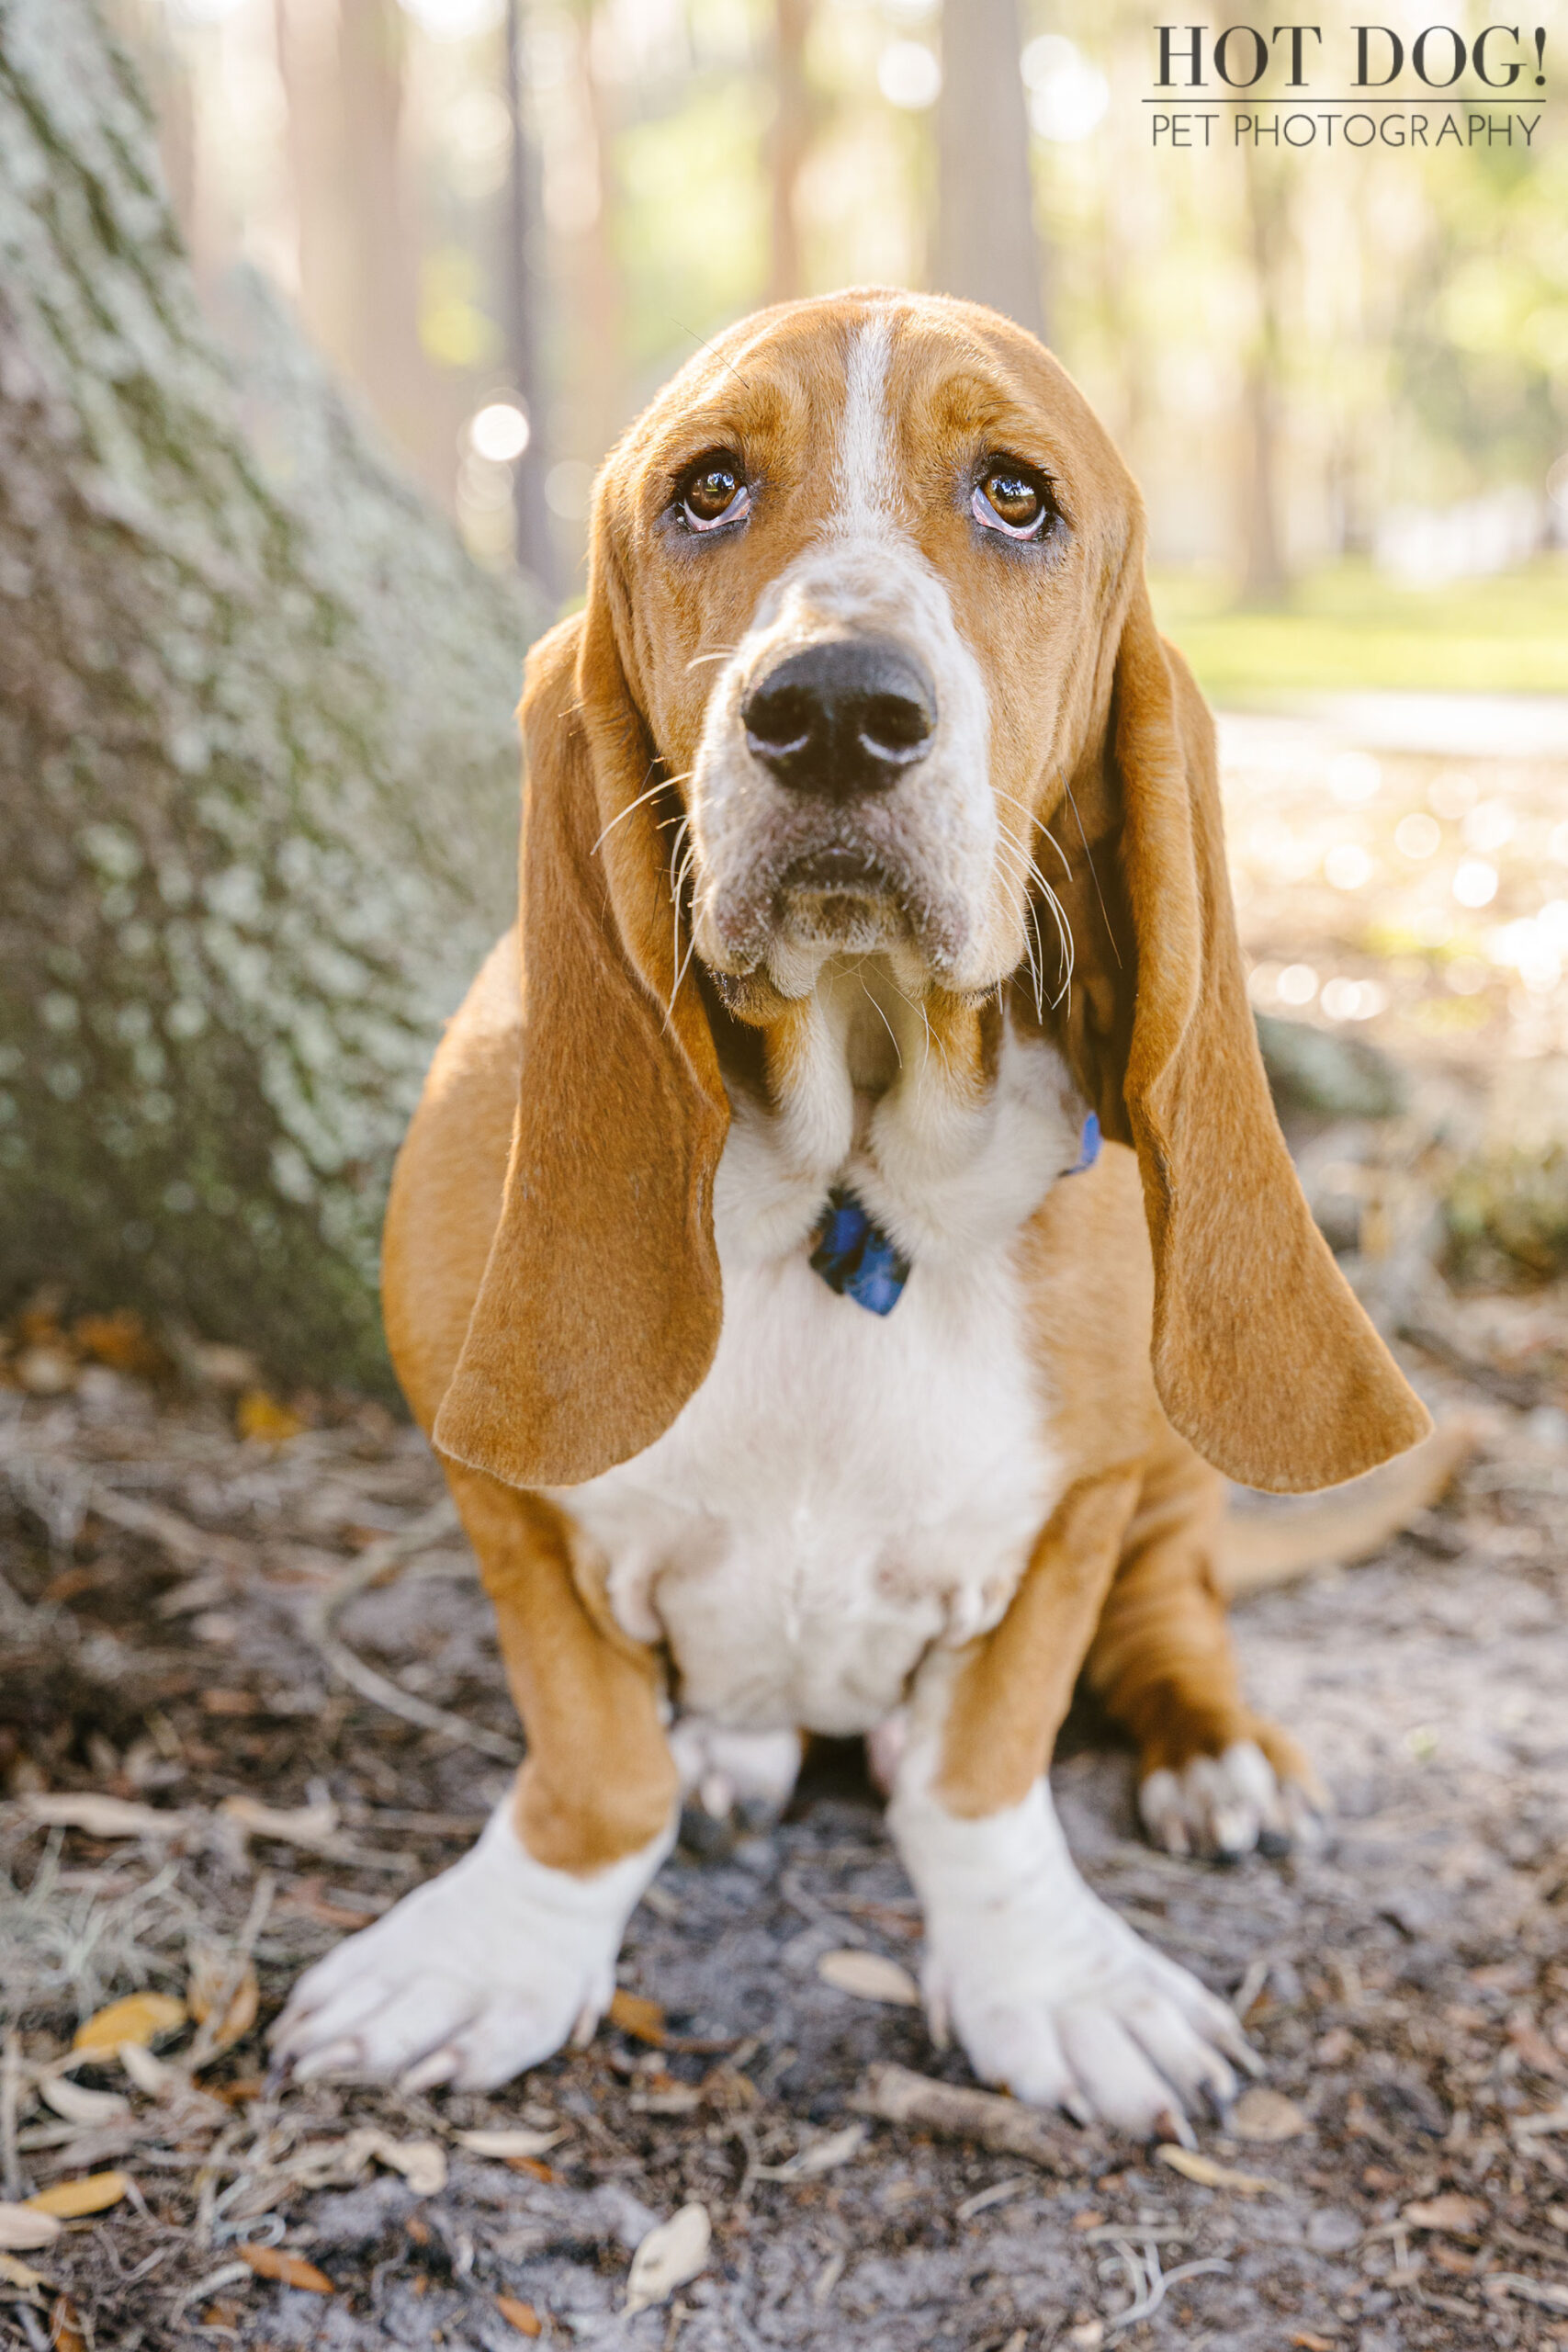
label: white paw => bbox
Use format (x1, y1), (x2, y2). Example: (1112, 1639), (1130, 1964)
(669, 1716), (801, 1851)
(1140, 1739), (1325, 1862)
(893, 1775), (1258, 2140)
(268, 1801), (671, 2093)
(864, 1711), (908, 1798)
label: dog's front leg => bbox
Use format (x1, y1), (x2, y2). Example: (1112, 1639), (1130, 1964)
(270, 1464), (677, 2093)
(888, 1473), (1254, 2138)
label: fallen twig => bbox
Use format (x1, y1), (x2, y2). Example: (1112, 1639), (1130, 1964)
(299, 1498), (520, 1762)
(1105, 2237), (1232, 2339)
(849, 2064), (1084, 2170)
(1, 2034), (21, 2199)
(80, 1488), (251, 1574)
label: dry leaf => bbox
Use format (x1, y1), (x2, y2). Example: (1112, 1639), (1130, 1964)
(454, 2129), (565, 2160)
(72, 1994), (186, 2057)
(1404, 2193), (1487, 2233)
(1229, 2086), (1309, 2143)
(37, 2078), (130, 2128)
(187, 1953), (259, 2055)
(26, 1795), (191, 1841)
(754, 2123), (867, 2182)
(49, 2292), (85, 2352)
(0, 2251), (51, 2290)
(495, 2296), (543, 2337)
(1156, 2146), (1277, 2195)
(14, 1343), (77, 1396)
(278, 2131), (381, 2189)
(0, 2208), (62, 2253)
(236, 1389), (305, 1444)
(372, 2139), (446, 2197)
(116, 2043), (179, 2098)
(817, 1950), (920, 2007)
(236, 2244), (335, 2293)
(626, 2202), (711, 2314)
(73, 1310), (167, 1380)
(26, 2173), (130, 2220)
(607, 1989), (666, 2045)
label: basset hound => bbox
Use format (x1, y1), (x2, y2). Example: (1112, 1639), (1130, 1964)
(271, 290), (1429, 2136)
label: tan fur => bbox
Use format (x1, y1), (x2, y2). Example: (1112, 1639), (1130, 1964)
(382, 289), (1433, 1871)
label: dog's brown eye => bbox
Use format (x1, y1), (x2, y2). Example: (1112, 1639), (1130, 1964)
(681, 455), (750, 533)
(974, 463), (1053, 541)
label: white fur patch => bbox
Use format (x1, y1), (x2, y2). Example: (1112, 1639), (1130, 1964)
(269, 1800), (673, 2092)
(670, 1716), (804, 1824)
(560, 1012), (1083, 1739)
(889, 1700), (1255, 2133)
(832, 312), (897, 536)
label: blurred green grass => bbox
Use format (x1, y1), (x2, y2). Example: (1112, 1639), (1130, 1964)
(1151, 557), (1568, 701)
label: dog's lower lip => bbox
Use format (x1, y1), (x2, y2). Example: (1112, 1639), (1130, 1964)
(784, 846), (889, 889)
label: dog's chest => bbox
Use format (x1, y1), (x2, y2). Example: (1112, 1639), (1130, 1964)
(557, 1023), (1078, 1737)
(565, 1247), (1059, 1736)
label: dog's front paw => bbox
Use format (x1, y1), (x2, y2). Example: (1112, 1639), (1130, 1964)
(927, 1892), (1253, 2140)
(669, 1716), (802, 1857)
(1140, 1736), (1327, 1862)
(268, 1802), (671, 2093)
(895, 1775), (1257, 2140)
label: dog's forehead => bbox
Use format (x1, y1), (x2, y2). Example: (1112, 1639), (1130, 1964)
(618, 293), (1115, 503)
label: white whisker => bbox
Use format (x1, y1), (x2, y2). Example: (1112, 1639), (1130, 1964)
(859, 980), (903, 1073)
(995, 820), (1073, 1013)
(592, 769), (668, 856)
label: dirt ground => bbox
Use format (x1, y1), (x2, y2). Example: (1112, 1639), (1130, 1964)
(2, 1300), (1568, 2352)
(5, 708), (1568, 2350)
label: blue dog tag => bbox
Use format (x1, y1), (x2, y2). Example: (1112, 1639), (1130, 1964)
(808, 1114), (1098, 1315)
(1067, 1110), (1100, 1175)
(809, 1188), (911, 1316)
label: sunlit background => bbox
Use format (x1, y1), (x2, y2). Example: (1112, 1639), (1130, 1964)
(105, 0), (1568, 1095)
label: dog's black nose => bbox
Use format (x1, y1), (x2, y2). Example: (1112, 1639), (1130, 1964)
(742, 638), (936, 797)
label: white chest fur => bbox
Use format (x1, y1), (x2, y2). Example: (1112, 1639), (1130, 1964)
(555, 988), (1086, 1737)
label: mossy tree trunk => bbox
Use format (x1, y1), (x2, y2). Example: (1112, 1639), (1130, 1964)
(0, 0), (540, 1389)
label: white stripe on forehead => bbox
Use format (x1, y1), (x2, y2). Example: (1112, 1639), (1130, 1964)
(830, 312), (898, 536)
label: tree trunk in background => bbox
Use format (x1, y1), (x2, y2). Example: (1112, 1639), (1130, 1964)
(336, 0), (452, 505)
(1237, 142), (1289, 605)
(767, 0), (810, 307)
(275, 0), (356, 384)
(933, 0), (1044, 341)
(0, 0), (544, 1390)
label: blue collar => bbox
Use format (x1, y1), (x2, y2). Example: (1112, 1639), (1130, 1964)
(810, 1112), (1100, 1315)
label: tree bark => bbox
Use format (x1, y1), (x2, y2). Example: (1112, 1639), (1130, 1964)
(0, 0), (542, 1391)
(933, 0), (1044, 342)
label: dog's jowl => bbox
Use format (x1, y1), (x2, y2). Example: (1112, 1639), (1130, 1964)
(270, 291), (1429, 2134)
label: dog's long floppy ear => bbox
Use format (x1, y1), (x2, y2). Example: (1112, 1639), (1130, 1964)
(432, 594), (729, 1492)
(1073, 583), (1429, 1495)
